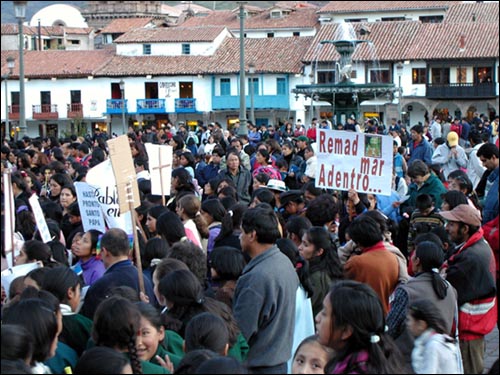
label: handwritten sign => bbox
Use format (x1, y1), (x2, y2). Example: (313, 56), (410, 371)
(75, 182), (106, 233)
(107, 135), (140, 213)
(29, 194), (52, 243)
(316, 130), (393, 196)
(86, 159), (133, 234)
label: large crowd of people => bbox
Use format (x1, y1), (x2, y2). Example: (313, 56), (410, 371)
(1, 113), (498, 374)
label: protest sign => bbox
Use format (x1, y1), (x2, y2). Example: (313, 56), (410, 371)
(107, 135), (140, 213)
(145, 143), (172, 199)
(86, 159), (133, 234)
(74, 182), (106, 233)
(316, 130), (393, 196)
(29, 194), (52, 243)
(1, 262), (42, 296)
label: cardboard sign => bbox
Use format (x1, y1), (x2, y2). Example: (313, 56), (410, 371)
(316, 130), (393, 196)
(74, 182), (107, 233)
(29, 194), (52, 243)
(145, 143), (173, 197)
(86, 159), (133, 234)
(107, 135), (140, 213)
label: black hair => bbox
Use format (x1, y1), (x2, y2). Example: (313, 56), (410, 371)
(305, 227), (343, 280)
(168, 241), (207, 287)
(152, 258), (189, 286)
(184, 312), (229, 355)
(324, 281), (404, 374)
(415, 241), (448, 299)
(2, 298), (59, 363)
(347, 215), (384, 247)
(407, 160), (429, 178)
(143, 237), (169, 270)
(441, 190), (468, 210)
(305, 194), (338, 226)
(201, 198), (227, 223)
(195, 356), (248, 374)
(408, 299), (450, 337)
(415, 193), (434, 211)
(175, 349), (220, 374)
(1, 324), (34, 364)
(41, 266), (82, 304)
(156, 211), (187, 246)
(241, 206), (281, 244)
(74, 346), (131, 374)
(251, 187), (276, 207)
(20, 240), (53, 266)
(477, 143), (499, 159)
(100, 228), (130, 257)
(276, 238), (314, 297)
(214, 202), (247, 244)
(285, 215), (313, 239)
(209, 246), (246, 281)
(92, 296), (142, 374)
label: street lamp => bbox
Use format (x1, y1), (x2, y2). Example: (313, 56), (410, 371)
(237, 1), (248, 136)
(248, 61), (255, 125)
(396, 62), (403, 123)
(119, 79), (126, 134)
(3, 57), (15, 140)
(14, 1), (27, 138)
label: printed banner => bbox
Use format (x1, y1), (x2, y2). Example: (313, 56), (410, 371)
(85, 159), (133, 235)
(74, 182), (107, 233)
(145, 143), (173, 197)
(316, 130), (393, 196)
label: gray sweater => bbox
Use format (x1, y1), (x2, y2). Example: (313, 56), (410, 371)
(233, 245), (299, 368)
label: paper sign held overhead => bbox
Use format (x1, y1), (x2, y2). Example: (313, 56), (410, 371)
(316, 130), (393, 196)
(74, 182), (107, 233)
(145, 143), (173, 197)
(107, 135), (140, 213)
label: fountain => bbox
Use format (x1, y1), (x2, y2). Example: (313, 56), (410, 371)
(293, 22), (398, 123)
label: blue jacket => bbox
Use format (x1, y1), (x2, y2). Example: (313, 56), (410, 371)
(483, 167), (499, 224)
(80, 259), (156, 319)
(408, 138), (433, 166)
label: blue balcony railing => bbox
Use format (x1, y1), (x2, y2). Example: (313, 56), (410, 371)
(175, 98), (197, 113)
(212, 95), (289, 110)
(106, 99), (128, 114)
(136, 99), (166, 114)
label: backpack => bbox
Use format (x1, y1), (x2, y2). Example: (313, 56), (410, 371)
(450, 123), (462, 137)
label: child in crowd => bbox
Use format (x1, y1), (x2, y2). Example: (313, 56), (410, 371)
(71, 229), (105, 286)
(407, 299), (463, 374)
(291, 335), (335, 374)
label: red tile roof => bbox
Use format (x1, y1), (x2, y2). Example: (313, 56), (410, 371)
(181, 8), (319, 30)
(319, 1), (459, 14)
(302, 19), (499, 62)
(115, 25), (227, 43)
(444, 2), (499, 24)
(406, 22), (499, 60)
(100, 18), (155, 34)
(1, 24), (19, 35)
(6, 50), (115, 79)
(1, 24), (92, 37)
(93, 36), (313, 76)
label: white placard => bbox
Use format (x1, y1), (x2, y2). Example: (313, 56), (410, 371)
(145, 143), (173, 197)
(86, 159), (133, 234)
(1, 262), (41, 296)
(74, 182), (107, 233)
(29, 194), (52, 243)
(316, 130), (393, 196)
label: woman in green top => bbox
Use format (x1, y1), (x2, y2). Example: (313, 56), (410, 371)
(92, 296), (170, 374)
(136, 302), (183, 371)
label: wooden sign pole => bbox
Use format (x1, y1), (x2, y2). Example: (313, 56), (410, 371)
(126, 179), (145, 295)
(152, 147), (171, 207)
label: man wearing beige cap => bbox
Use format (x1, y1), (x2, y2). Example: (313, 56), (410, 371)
(440, 204), (497, 374)
(431, 131), (467, 180)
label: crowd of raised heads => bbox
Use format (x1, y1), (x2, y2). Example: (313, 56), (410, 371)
(1, 113), (498, 374)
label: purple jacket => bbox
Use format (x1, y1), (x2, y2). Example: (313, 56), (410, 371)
(79, 257), (105, 286)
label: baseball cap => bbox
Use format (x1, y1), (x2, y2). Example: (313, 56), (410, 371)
(439, 204), (482, 227)
(447, 131), (459, 147)
(279, 190), (304, 209)
(294, 136), (309, 143)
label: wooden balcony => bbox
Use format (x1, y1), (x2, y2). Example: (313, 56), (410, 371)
(33, 104), (59, 120)
(67, 103), (83, 118)
(426, 82), (495, 99)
